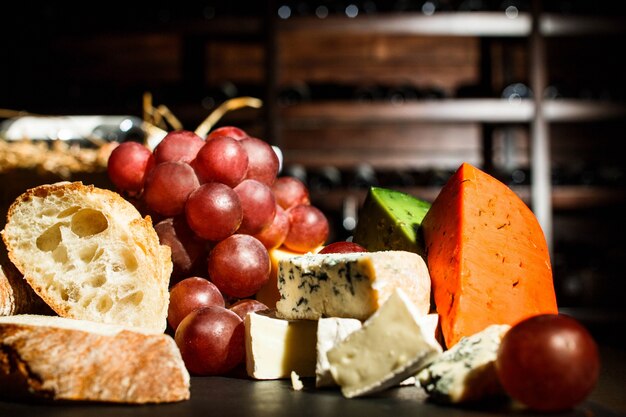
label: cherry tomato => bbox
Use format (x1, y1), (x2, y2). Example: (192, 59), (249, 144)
(496, 314), (600, 412)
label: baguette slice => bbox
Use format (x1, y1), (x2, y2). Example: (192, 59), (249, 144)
(1, 182), (172, 332)
(0, 314), (190, 403)
(1, 239), (52, 316)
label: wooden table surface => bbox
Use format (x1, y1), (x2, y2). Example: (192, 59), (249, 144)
(0, 344), (624, 417)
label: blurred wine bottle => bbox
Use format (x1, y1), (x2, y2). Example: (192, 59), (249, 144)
(457, 0), (490, 11)
(354, 84), (385, 102)
(202, 81), (239, 110)
(278, 82), (312, 106)
(501, 82), (533, 103)
(498, 0), (528, 16)
(386, 84), (420, 105)
(348, 163), (378, 189)
(378, 169), (417, 187)
(283, 164), (308, 184)
(426, 167), (454, 186)
(308, 165), (342, 194)
(309, 83), (354, 100)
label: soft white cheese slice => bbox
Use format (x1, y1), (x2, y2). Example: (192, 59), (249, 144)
(417, 324), (511, 403)
(315, 317), (363, 387)
(327, 288), (442, 398)
(244, 310), (317, 379)
(276, 250), (431, 321)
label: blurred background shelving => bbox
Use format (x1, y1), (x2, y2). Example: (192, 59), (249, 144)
(1, 1), (626, 344)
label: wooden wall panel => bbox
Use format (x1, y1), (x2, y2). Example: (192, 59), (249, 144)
(52, 34), (182, 84)
(277, 34), (480, 93)
(281, 123), (481, 169)
(205, 42), (265, 84)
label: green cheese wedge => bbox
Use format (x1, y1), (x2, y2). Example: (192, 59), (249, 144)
(353, 186), (431, 256)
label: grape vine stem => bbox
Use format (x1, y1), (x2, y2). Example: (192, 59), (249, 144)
(195, 97), (263, 138)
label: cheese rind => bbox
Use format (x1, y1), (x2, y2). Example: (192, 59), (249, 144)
(353, 186), (431, 256)
(315, 317), (363, 387)
(327, 289), (442, 398)
(276, 251), (431, 321)
(417, 324), (510, 403)
(244, 310), (317, 380)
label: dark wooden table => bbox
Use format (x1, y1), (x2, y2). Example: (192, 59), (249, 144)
(0, 361), (624, 417)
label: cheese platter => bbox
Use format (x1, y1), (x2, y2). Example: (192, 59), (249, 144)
(0, 116), (623, 416)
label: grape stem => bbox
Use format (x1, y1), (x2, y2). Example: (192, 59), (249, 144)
(194, 97), (263, 138)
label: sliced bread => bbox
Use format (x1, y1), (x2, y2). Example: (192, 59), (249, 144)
(1, 238), (51, 316)
(0, 314), (189, 403)
(1, 182), (172, 332)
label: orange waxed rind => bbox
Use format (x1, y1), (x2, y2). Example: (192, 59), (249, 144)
(422, 163), (558, 348)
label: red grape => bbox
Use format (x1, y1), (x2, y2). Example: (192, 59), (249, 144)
(153, 130), (205, 164)
(252, 204), (289, 250)
(185, 183), (242, 241)
(143, 161), (199, 216)
(208, 234), (270, 298)
(233, 179), (276, 235)
(154, 217), (206, 281)
(284, 204), (329, 253)
(229, 299), (269, 320)
(207, 126), (249, 141)
(496, 314), (600, 412)
(107, 141), (155, 193)
(168, 277), (225, 330)
(239, 137), (279, 186)
(174, 306), (244, 375)
(318, 241), (367, 254)
(272, 176), (310, 209)
(192, 135), (248, 187)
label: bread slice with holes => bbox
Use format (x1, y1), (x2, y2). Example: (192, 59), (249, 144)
(0, 314), (190, 403)
(1, 182), (172, 332)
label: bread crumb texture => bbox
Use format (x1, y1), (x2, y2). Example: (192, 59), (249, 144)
(1, 182), (172, 332)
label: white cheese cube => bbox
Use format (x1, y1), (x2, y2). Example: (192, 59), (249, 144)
(417, 324), (511, 403)
(327, 289), (442, 398)
(315, 317), (363, 387)
(244, 310), (317, 380)
(276, 251), (431, 320)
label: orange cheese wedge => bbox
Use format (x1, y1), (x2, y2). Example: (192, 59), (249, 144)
(422, 163), (558, 348)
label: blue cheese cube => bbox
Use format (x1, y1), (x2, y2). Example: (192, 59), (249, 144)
(417, 324), (511, 403)
(276, 251), (431, 320)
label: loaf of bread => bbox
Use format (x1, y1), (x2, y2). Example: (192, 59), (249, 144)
(1, 182), (172, 332)
(0, 314), (190, 403)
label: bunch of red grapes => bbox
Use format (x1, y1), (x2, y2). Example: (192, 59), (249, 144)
(107, 126), (330, 375)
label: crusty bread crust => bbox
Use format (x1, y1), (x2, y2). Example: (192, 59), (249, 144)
(0, 315), (190, 403)
(1, 182), (172, 332)
(1, 236), (52, 316)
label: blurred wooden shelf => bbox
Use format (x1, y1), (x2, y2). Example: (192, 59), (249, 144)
(310, 185), (626, 211)
(278, 13), (626, 37)
(280, 99), (626, 126)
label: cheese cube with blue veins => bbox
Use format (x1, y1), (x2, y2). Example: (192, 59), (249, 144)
(276, 250), (431, 321)
(417, 324), (511, 404)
